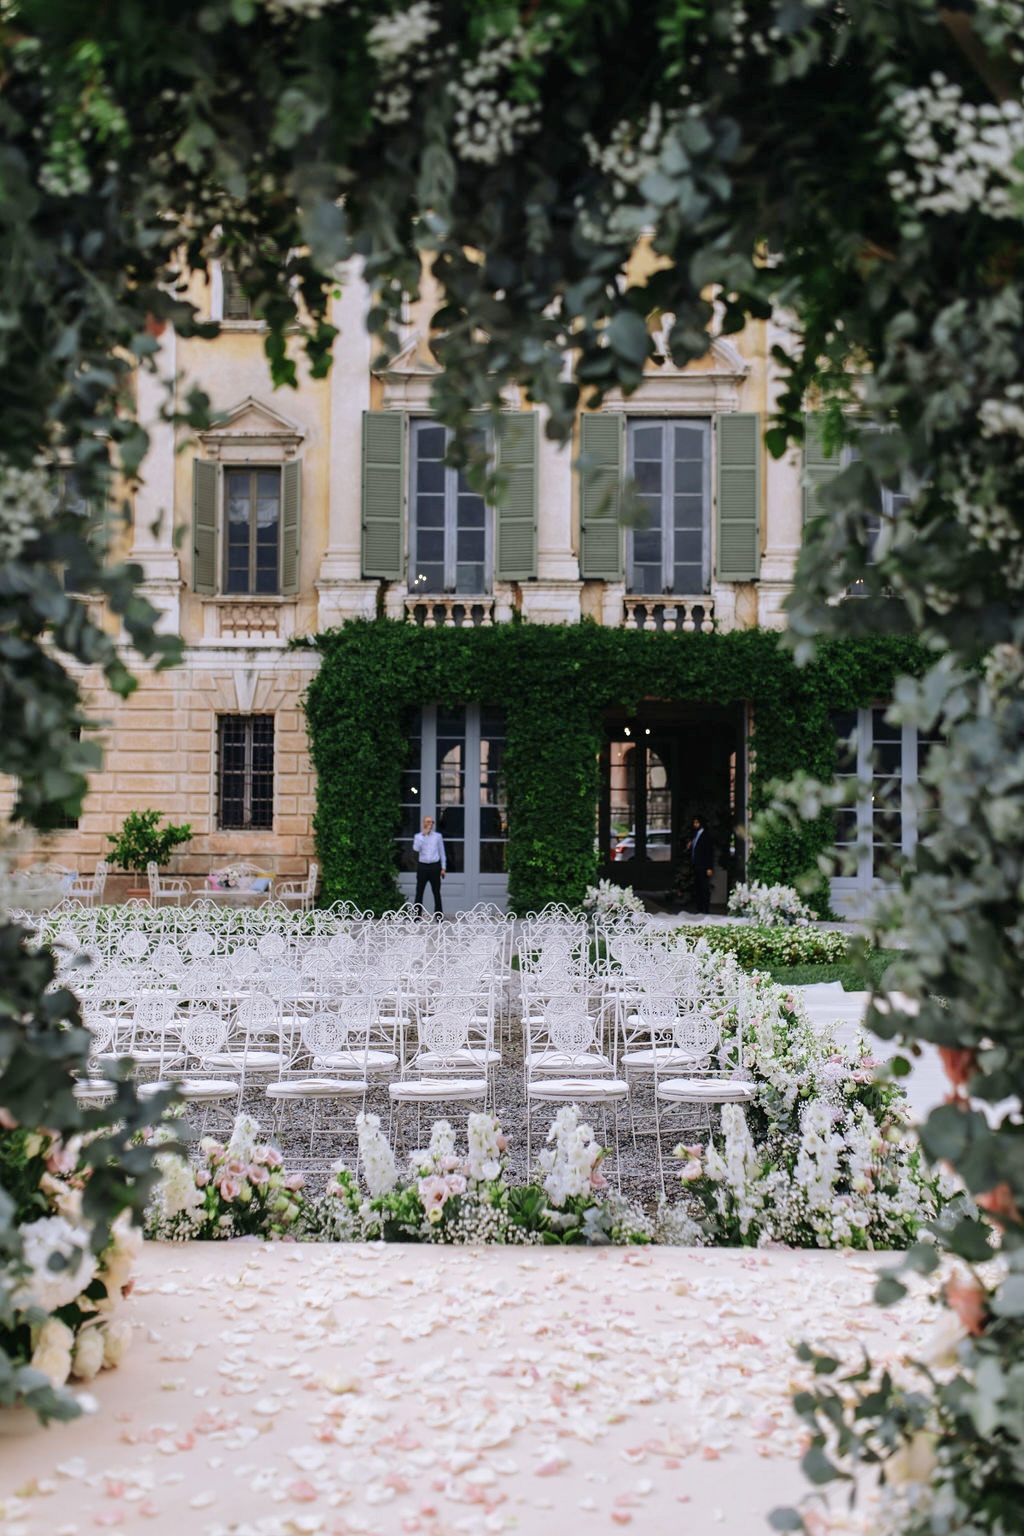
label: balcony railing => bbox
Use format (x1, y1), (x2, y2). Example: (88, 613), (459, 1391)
(622, 597), (714, 633)
(405, 596), (495, 628)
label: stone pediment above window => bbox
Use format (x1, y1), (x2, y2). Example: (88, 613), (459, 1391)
(602, 332), (751, 414)
(198, 397), (306, 463)
(376, 332), (519, 410)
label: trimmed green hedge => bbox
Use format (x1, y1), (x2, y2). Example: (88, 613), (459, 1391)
(676, 923), (853, 968)
(301, 621), (927, 915)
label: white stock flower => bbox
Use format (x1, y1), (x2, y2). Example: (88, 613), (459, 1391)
(356, 1112), (398, 1198)
(14, 1216), (96, 1313)
(226, 1113), (261, 1165)
(71, 1325), (106, 1381)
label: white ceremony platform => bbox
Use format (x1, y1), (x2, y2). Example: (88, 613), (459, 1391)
(0, 1241), (937, 1536)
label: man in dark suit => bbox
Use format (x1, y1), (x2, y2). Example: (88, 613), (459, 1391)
(687, 815), (714, 914)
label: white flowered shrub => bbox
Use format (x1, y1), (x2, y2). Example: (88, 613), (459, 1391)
(582, 879), (645, 917)
(727, 879), (815, 926)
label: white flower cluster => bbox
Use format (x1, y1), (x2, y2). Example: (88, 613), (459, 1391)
(466, 1111), (505, 1182)
(262, 0), (333, 18)
(979, 386), (1024, 441)
(584, 102), (669, 200)
(447, 25), (550, 166)
(886, 74), (1024, 220)
(355, 1111), (398, 1198)
(535, 1104), (606, 1206)
(949, 464), (1024, 589)
(727, 880), (814, 926)
(690, 992), (937, 1249)
(582, 878), (645, 917)
(367, 2), (438, 66)
(13, 1215), (96, 1313)
(0, 464), (53, 562)
(366, 2), (440, 125)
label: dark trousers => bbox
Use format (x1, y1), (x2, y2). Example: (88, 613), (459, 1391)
(693, 865), (712, 914)
(414, 861), (443, 917)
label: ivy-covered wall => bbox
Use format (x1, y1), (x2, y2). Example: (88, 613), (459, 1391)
(301, 621), (927, 915)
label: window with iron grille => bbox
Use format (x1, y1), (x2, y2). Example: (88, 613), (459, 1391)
(217, 715), (275, 830)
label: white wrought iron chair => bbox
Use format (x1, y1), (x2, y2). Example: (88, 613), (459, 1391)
(147, 861), (192, 907)
(276, 860), (319, 913)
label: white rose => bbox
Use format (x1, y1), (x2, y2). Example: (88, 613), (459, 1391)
(71, 1326), (106, 1381)
(30, 1317), (75, 1389)
(15, 1216), (96, 1313)
(101, 1318), (132, 1370)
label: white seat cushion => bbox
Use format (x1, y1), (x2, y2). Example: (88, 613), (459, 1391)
(205, 1051), (282, 1071)
(266, 1078), (367, 1099)
(527, 1052), (613, 1075)
(527, 1077), (629, 1101)
(388, 1079), (488, 1101)
(416, 1049), (500, 1070)
(656, 1078), (757, 1103)
(621, 1048), (703, 1071)
(73, 1079), (116, 1101)
(175, 1079), (241, 1101)
(318, 1050), (399, 1073)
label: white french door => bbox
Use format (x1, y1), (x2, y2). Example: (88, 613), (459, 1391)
(396, 704), (509, 912)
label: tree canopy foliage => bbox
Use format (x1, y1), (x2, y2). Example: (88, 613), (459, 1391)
(2, 0), (1024, 1506)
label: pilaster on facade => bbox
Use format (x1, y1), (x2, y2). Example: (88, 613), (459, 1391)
(315, 576), (380, 628)
(519, 581), (582, 625)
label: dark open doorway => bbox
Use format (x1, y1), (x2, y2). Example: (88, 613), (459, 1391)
(599, 701), (747, 904)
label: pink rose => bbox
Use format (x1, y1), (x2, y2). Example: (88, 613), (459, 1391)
(218, 1176), (242, 1201)
(589, 1168), (608, 1191)
(195, 1169), (211, 1187)
(679, 1160), (703, 1183)
(225, 1158), (247, 1179)
(263, 1147), (283, 1168)
(445, 1174), (466, 1197)
(418, 1176), (449, 1212)
(496, 1135), (508, 1152)
(248, 1165), (269, 1186)
(284, 1173), (305, 1191)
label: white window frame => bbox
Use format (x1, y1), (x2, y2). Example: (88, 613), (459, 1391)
(408, 418), (493, 597)
(830, 707), (938, 910)
(625, 417), (712, 595)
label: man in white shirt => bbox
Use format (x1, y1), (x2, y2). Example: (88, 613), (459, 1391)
(412, 814), (446, 918)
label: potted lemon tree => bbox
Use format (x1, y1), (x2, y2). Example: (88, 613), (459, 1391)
(107, 810), (192, 899)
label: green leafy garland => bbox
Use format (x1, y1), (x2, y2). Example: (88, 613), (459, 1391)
(302, 621), (927, 914)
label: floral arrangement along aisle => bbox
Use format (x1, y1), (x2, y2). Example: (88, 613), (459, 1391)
(144, 1114), (311, 1241)
(680, 987), (944, 1249)
(1, 1126), (140, 1420)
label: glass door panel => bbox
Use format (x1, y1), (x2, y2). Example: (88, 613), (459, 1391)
(436, 706), (466, 875)
(479, 706), (507, 874)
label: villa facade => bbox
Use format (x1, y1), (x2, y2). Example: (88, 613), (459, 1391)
(33, 262), (925, 914)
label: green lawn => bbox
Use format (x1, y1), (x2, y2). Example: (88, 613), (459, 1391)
(759, 949), (903, 991)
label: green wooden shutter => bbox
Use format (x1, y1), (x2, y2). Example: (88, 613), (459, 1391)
(494, 412), (537, 581)
(579, 413), (624, 579)
(803, 412), (840, 524)
(361, 411), (404, 579)
(716, 412), (761, 581)
(192, 459), (218, 594)
(281, 458), (302, 595)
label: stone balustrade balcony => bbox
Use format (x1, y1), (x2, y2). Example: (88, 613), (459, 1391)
(622, 597), (715, 633)
(405, 595), (496, 629)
